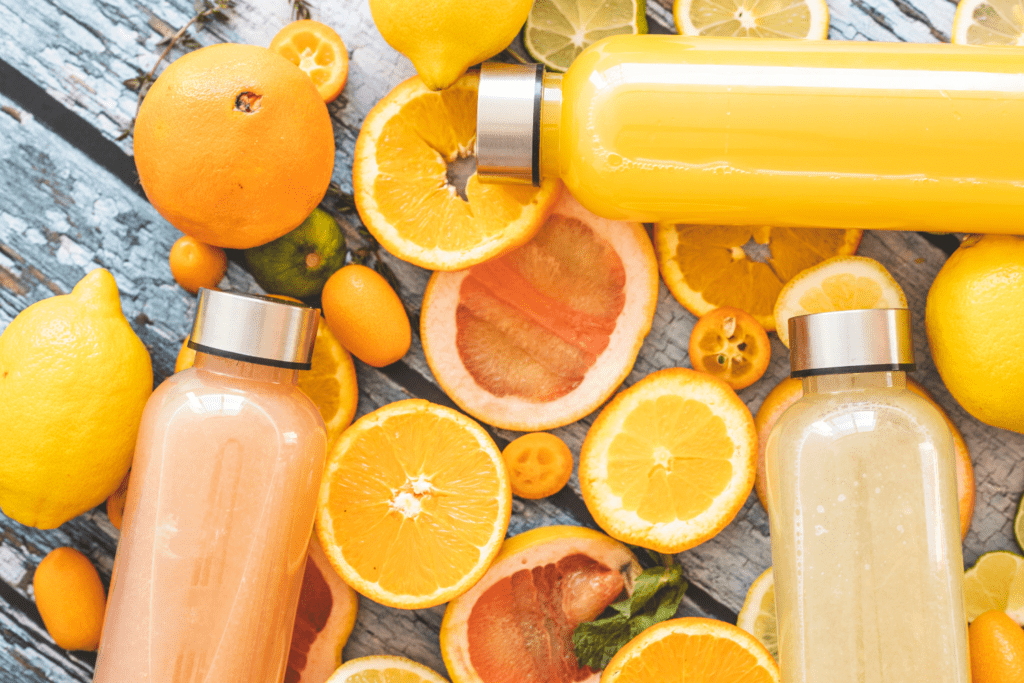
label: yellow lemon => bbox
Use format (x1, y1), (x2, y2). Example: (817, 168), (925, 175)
(368, 0), (532, 90)
(0, 269), (152, 528)
(926, 235), (1024, 435)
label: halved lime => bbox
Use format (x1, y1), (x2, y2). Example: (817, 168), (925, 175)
(963, 551), (1024, 625)
(524, 0), (647, 72)
(736, 567), (777, 660)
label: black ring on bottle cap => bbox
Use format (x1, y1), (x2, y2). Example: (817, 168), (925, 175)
(187, 340), (313, 371)
(791, 362), (916, 379)
(531, 63), (543, 187)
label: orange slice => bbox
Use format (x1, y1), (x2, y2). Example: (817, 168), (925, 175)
(654, 225), (862, 331)
(420, 189), (659, 431)
(579, 367), (757, 554)
(602, 617), (779, 683)
(772, 255), (907, 347)
(752, 376), (976, 539)
(270, 20), (349, 103)
(353, 71), (561, 271)
(440, 525), (641, 683)
(326, 655), (449, 683)
(316, 399), (511, 609)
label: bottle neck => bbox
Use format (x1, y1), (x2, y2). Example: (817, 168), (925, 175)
(539, 71), (563, 181)
(194, 352), (299, 385)
(801, 370), (906, 395)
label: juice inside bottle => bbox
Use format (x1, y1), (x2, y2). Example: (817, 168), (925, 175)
(764, 310), (968, 682)
(94, 292), (327, 682)
(477, 35), (1024, 233)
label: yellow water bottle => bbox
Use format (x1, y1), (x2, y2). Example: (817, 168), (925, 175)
(477, 35), (1024, 234)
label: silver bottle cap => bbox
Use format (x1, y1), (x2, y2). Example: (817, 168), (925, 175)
(789, 308), (915, 378)
(188, 289), (319, 370)
(477, 61), (543, 186)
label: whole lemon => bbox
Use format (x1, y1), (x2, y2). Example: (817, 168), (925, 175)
(926, 235), (1024, 435)
(369, 0), (532, 90)
(0, 269), (152, 528)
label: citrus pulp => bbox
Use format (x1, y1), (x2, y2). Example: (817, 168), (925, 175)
(270, 20), (349, 102)
(674, 0), (829, 38)
(688, 307), (770, 390)
(524, 0), (647, 72)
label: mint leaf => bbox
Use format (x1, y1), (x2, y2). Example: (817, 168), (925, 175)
(572, 560), (688, 670)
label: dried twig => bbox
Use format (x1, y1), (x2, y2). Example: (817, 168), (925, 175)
(117, 0), (235, 140)
(290, 0), (313, 20)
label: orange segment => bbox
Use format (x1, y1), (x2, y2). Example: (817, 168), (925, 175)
(654, 225), (861, 331)
(270, 20), (349, 102)
(421, 190), (659, 431)
(579, 368), (757, 554)
(354, 72), (561, 271)
(602, 618), (779, 683)
(316, 399), (511, 609)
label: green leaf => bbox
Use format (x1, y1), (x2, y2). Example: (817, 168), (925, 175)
(572, 561), (687, 671)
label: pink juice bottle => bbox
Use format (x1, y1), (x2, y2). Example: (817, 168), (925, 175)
(94, 290), (327, 682)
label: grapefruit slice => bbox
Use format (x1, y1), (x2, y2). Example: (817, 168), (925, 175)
(753, 376), (976, 539)
(421, 190), (659, 431)
(286, 535), (359, 683)
(440, 525), (641, 683)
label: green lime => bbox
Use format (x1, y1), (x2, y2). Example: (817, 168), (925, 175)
(523, 0), (647, 72)
(244, 208), (346, 300)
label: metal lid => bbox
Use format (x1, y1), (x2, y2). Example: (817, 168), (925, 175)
(188, 289), (319, 370)
(789, 308), (915, 378)
(477, 61), (543, 186)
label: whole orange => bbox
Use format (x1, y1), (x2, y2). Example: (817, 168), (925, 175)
(134, 43), (335, 249)
(321, 264), (410, 367)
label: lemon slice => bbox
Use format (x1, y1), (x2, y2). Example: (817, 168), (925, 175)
(963, 551), (1024, 625)
(737, 567), (778, 660)
(674, 0), (829, 38)
(952, 0), (1024, 45)
(326, 655), (449, 683)
(772, 255), (908, 348)
(524, 0), (648, 72)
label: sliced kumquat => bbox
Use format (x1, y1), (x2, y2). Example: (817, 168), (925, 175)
(270, 20), (349, 103)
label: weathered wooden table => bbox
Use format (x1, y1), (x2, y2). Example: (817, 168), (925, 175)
(1, 0), (1022, 680)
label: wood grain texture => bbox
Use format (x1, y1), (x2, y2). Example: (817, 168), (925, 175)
(2, 0), (1024, 680)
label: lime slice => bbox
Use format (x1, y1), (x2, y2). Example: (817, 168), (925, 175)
(1016, 493), (1024, 553)
(736, 567), (778, 660)
(524, 0), (648, 72)
(952, 0), (1024, 45)
(964, 551), (1024, 625)
(674, 0), (830, 39)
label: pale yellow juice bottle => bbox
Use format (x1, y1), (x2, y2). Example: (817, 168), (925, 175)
(94, 290), (327, 682)
(477, 35), (1024, 234)
(764, 309), (968, 682)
